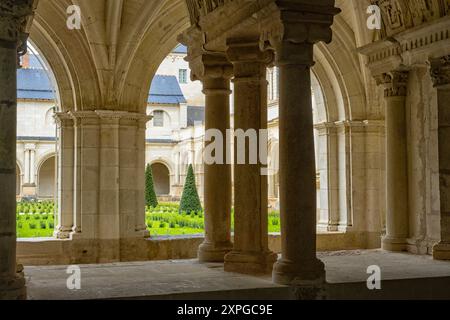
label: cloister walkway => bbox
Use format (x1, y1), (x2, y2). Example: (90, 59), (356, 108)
(25, 250), (450, 300)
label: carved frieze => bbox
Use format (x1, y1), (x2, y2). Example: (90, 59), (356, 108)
(372, 0), (449, 38)
(430, 55), (450, 87)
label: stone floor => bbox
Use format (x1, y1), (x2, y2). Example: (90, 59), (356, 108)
(25, 250), (450, 300)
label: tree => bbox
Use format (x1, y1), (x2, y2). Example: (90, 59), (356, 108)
(145, 164), (158, 208)
(179, 164), (202, 214)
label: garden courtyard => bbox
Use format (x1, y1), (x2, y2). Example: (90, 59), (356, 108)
(16, 201), (281, 238)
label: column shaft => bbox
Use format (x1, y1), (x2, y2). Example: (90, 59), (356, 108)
(273, 55), (325, 284)
(198, 77), (233, 262)
(0, 39), (19, 286)
(0, 0), (34, 299)
(430, 56), (450, 260)
(224, 41), (276, 274)
(383, 96), (409, 250)
(377, 71), (409, 251)
(55, 115), (74, 239)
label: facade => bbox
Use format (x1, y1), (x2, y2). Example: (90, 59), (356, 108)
(1, 0), (450, 300)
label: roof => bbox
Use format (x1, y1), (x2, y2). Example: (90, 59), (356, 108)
(148, 75), (186, 104)
(172, 44), (187, 54)
(17, 68), (55, 100)
(17, 65), (187, 106)
(187, 106), (205, 126)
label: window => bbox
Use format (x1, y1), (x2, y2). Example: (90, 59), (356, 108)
(179, 69), (188, 84)
(153, 110), (164, 127)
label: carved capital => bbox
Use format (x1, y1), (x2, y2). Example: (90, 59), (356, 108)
(259, 1), (340, 65)
(226, 39), (273, 82)
(375, 70), (409, 98)
(54, 112), (74, 128)
(430, 55), (450, 88)
(189, 54), (233, 82)
(0, 0), (35, 68)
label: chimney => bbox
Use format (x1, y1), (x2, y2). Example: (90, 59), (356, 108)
(21, 53), (30, 69)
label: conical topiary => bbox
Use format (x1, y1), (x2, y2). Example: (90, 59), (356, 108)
(145, 164), (158, 208)
(179, 164), (202, 214)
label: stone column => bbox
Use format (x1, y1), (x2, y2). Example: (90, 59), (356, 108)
(194, 54), (233, 262)
(262, 3), (340, 286)
(54, 113), (74, 239)
(0, 0), (34, 300)
(376, 71), (409, 251)
(134, 115), (151, 237)
(70, 111), (100, 238)
(24, 149), (30, 183)
(29, 148), (36, 184)
(224, 40), (277, 274)
(430, 56), (450, 260)
(97, 111), (121, 262)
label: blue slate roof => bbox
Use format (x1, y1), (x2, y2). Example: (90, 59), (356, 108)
(148, 75), (186, 104)
(17, 68), (55, 100)
(17, 67), (187, 106)
(173, 44), (187, 54)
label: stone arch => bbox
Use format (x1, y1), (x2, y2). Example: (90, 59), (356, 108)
(37, 154), (56, 199)
(31, 2), (102, 111)
(119, 0), (190, 113)
(150, 162), (171, 196)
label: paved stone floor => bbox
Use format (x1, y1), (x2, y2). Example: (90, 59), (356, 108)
(25, 250), (450, 300)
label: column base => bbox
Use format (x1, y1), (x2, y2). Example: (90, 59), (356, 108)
(382, 236), (408, 251)
(54, 228), (73, 240)
(224, 250), (277, 275)
(433, 242), (450, 260)
(198, 241), (233, 262)
(0, 267), (26, 300)
(272, 258), (325, 286)
(290, 279), (328, 300)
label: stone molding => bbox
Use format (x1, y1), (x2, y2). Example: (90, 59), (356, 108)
(359, 15), (450, 74)
(375, 71), (409, 97)
(314, 120), (386, 130)
(430, 55), (450, 87)
(67, 110), (150, 123)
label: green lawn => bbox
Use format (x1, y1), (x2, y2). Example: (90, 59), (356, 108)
(16, 201), (281, 238)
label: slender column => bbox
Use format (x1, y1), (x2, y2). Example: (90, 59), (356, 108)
(97, 111), (121, 261)
(0, 0), (34, 300)
(263, 3), (340, 287)
(70, 111), (100, 238)
(376, 71), (409, 251)
(430, 56), (450, 260)
(24, 149), (30, 184)
(193, 54), (234, 262)
(29, 148), (35, 184)
(224, 40), (277, 274)
(134, 115), (151, 237)
(271, 41), (325, 285)
(54, 113), (74, 239)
